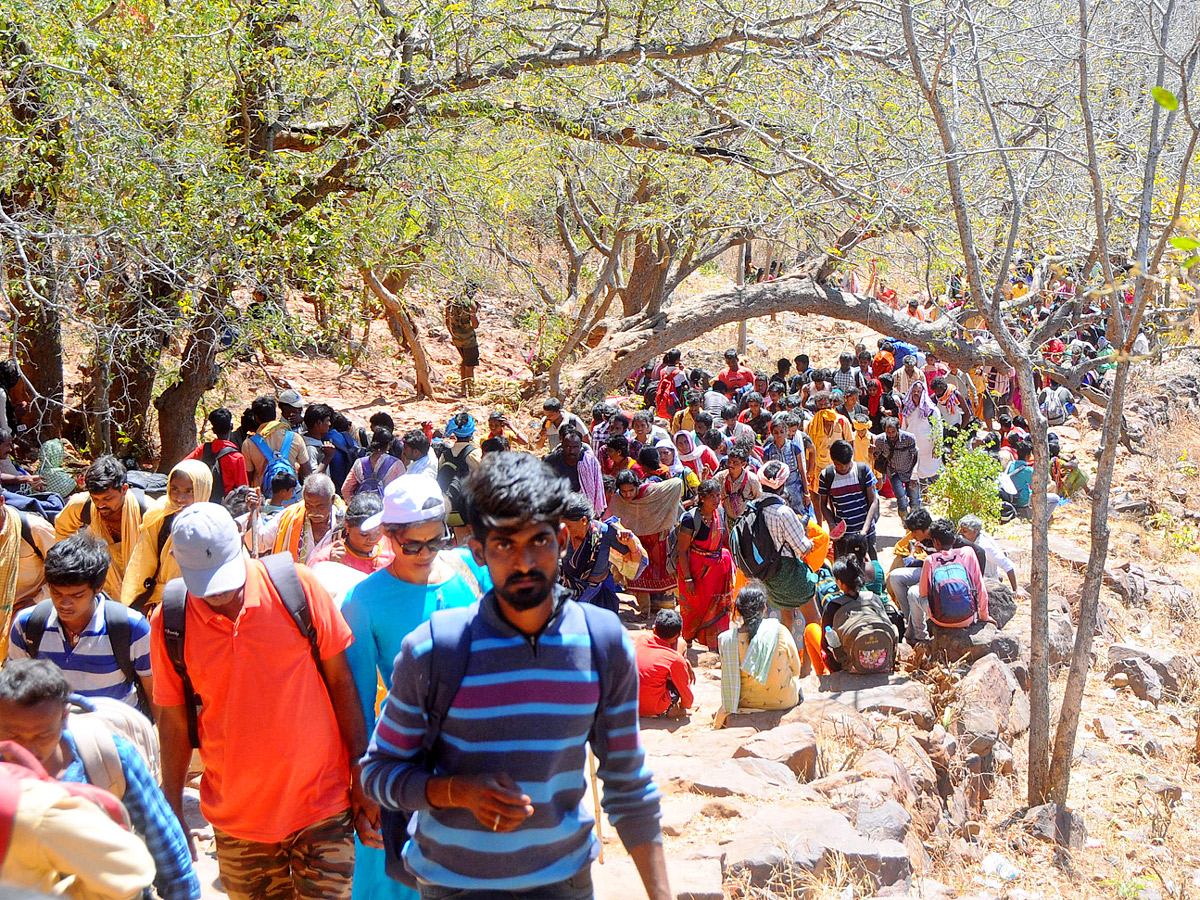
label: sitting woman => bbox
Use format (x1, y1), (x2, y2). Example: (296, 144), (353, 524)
(560, 492), (646, 614)
(715, 582), (802, 728)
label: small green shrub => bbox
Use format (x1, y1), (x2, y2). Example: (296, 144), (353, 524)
(928, 433), (1002, 527)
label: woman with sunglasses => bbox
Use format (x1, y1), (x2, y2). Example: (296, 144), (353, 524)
(338, 474), (492, 900)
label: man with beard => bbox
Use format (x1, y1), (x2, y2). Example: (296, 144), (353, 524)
(360, 452), (670, 900)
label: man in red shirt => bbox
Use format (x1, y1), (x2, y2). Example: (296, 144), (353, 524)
(635, 610), (694, 717)
(183, 408), (248, 502)
(718, 349), (755, 397)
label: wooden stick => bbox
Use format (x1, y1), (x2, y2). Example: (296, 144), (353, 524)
(588, 747), (604, 863)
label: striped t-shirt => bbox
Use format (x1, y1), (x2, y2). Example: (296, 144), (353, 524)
(361, 593), (662, 891)
(819, 463), (877, 536)
(8, 599), (151, 705)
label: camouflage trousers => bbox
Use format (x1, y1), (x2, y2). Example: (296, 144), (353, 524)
(214, 811), (354, 900)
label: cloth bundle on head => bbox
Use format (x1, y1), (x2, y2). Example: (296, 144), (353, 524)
(759, 463), (790, 491)
(606, 477), (683, 536)
(575, 448), (606, 518)
(36, 440), (78, 498)
(445, 413), (476, 441)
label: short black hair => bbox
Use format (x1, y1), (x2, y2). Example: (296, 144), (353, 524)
(931, 377), (947, 393)
(664, 349), (681, 365)
(271, 470), (298, 494)
(744, 391), (763, 405)
(0, 659), (70, 707)
(713, 380), (729, 393)
(223, 486), (251, 518)
(695, 412), (713, 428)
(637, 446), (662, 471)
(721, 404), (738, 421)
(480, 436), (509, 454)
(728, 446), (749, 463)
(303, 403), (334, 430)
(84, 456), (127, 494)
(881, 416), (900, 430)
(653, 608), (683, 641)
(929, 517), (957, 549)
(208, 408), (233, 434)
(251, 396), (278, 424)
(464, 452), (570, 542)
(43, 533), (110, 591)
(605, 435), (630, 456)
(830, 440), (854, 465)
(904, 507), (933, 532)
(543, 398), (563, 413)
(346, 492), (383, 528)
(402, 429), (431, 455)
(370, 411), (395, 431)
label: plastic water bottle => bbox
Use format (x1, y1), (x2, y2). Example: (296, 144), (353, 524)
(982, 853), (1021, 881)
(824, 626), (842, 649)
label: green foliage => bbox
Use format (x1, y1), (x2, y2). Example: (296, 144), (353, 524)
(928, 433), (1002, 527)
(515, 305), (574, 373)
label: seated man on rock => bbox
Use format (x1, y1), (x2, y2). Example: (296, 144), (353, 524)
(635, 609), (694, 719)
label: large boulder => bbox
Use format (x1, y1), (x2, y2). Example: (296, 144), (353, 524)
(1107, 644), (1196, 698)
(821, 676), (936, 730)
(986, 582), (1018, 629)
(1049, 613), (1076, 667)
(931, 622), (1023, 664)
(1024, 803), (1087, 851)
(720, 805), (912, 889)
(853, 750), (917, 805)
(955, 654), (1030, 740)
(687, 758), (817, 801)
(854, 798), (912, 843)
(733, 723), (819, 781)
(781, 698), (877, 747)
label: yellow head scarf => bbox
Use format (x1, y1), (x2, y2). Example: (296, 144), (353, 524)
(143, 460), (214, 530)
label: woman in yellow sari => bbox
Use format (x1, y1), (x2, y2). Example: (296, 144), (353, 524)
(120, 460), (212, 610)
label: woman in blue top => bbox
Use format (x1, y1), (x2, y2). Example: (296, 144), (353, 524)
(340, 474), (491, 900)
(1003, 439), (1058, 518)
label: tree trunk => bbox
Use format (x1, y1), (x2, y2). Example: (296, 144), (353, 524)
(362, 269), (436, 399)
(567, 272), (995, 403)
(154, 282), (224, 471)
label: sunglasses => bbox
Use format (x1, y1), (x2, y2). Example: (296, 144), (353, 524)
(392, 535), (456, 556)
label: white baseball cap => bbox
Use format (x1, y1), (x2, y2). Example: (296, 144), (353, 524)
(170, 503), (248, 597)
(363, 474), (448, 530)
(277, 388), (306, 407)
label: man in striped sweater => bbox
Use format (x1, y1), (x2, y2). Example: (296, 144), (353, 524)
(361, 452), (669, 900)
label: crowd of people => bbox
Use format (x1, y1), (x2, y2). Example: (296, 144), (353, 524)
(0, 294), (1105, 900)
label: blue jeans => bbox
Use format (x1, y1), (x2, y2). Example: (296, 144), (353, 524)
(888, 473), (922, 516)
(419, 867), (593, 900)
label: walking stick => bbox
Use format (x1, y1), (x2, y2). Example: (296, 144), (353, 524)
(588, 747), (604, 863)
(249, 502), (260, 560)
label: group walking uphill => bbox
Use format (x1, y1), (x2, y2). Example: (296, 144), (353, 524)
(0, 277), (1109, 900)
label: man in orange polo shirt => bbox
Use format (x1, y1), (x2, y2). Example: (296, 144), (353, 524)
(151, 503), (377, 900)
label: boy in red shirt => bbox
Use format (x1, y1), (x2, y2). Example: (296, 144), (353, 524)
(635, 609), (695, 717)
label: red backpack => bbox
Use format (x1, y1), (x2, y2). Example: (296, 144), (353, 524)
(0, 741), (130, 865)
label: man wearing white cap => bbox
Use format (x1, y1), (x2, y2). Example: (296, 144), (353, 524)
(151, 503), (377, 900)
(340, 475), (490, 900)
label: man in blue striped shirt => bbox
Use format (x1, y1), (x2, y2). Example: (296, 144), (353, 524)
(9, 535), (152, 710)
(361, 452), (669, 900)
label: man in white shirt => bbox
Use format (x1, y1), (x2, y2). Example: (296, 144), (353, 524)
(957, 515), (1018, 591)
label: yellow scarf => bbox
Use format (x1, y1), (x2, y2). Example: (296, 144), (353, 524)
(0, 506), (21, 659)
(273, 502), (309, 562)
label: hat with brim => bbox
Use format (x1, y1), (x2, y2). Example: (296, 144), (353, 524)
(170, 502), (248, 597)
(278, 388), (306, 407)
(364, 474), (448, 531)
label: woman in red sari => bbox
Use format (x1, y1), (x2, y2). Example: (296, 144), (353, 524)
(676, 479), (735, 650)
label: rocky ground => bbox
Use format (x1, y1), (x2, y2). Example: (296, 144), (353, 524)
(139, 283), (1200, 900)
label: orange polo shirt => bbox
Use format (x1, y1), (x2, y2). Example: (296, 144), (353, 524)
(150, 559), (354, 842)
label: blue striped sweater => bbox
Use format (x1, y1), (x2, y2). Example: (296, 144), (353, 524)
(360, 593), (662, 890)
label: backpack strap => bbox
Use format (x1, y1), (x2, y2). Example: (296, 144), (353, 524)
(23, 600), (54, 658)
(160, 579), (201, 748)
(16, 511), (42, 561)
(261, 553), (320, 660)
(102, 600), (151, 715)
(67, 716), (126, 799)
(130, 513), (176, 613)
(279, 430), (296, 465)
(377, 456), (397, 481)
(422, 607), (476, 754)
(249, 433), (274, 461)
(80, 497), (91, 527)
(214, 446), (237, 463)
(361, 456), (374, 483)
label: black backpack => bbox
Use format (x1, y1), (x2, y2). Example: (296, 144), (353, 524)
(199, 443), (239, 502)
(160, 553), (324, 747)
(24, 599), (151, 715)
(437, 444), (473, 515)
(730, 495), (785, 581)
